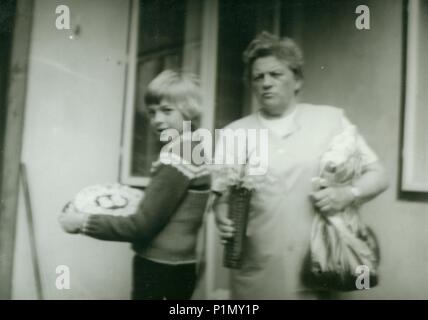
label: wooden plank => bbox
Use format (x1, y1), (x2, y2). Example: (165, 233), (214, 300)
(0, 0), (34, 299)
(20, 163), (43, 299)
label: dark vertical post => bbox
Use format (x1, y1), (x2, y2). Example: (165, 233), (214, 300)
(0, 0), (34, 299)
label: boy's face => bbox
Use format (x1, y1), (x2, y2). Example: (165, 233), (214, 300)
(147, 99), (185, 136)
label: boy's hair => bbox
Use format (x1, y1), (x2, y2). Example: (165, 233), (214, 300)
(144, 70), (202, 128)
(243, 31), (304, 82)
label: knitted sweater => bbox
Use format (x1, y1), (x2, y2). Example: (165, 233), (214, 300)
(82, 138), (210, 263)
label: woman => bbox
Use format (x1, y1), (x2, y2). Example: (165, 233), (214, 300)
(59, 70), (210, 300)
(212, 32), (388, 299)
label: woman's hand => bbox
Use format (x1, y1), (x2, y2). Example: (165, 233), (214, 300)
(311, 162), (389, 215)
(212, 197), (235, 244)
(311, 186), (355, 214)
(58, 203), (87, 234)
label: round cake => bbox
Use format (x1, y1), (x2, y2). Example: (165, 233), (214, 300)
(72, 183), (144, 216)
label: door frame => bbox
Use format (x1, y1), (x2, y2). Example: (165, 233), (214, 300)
(0, 0), (34, 299)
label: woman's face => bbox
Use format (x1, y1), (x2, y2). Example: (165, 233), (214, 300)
(251, 55), (302, 117)
(147, 99), (185, 135)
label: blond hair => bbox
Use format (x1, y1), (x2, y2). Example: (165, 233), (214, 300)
(145, 70), (203, 128)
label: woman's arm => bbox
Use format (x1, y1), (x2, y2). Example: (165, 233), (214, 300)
(312, 112), (389, 214)
(312, 161), (389, 214)
(351, 161), (389, 204)
(212, 192), (235, 243)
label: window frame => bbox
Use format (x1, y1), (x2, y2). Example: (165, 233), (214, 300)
(402, 0), (428, 192)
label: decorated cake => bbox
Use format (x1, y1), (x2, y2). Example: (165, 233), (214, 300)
(67, 183), (144, 216)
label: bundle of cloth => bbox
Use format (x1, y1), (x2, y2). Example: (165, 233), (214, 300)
(309, 126), (380, 291)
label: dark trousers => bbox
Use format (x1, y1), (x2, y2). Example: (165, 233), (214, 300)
(132, 255), (197, 300)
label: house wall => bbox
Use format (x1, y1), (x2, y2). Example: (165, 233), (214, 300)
(12, 0), (133, 299)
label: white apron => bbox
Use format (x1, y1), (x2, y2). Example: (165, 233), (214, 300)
(223, 104), (345, 299)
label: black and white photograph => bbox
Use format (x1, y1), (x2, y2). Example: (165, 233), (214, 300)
(0, 0), (427, 301)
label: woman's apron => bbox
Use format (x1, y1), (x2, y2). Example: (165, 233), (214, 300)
(228, 104), (343, 299)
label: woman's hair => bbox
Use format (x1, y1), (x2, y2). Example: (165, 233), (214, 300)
(243, 31), (304, 82)
(144, 70), (203, 128)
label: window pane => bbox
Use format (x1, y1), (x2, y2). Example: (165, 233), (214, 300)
(130, 0), (202, 178)
(214, 0), (257, 130)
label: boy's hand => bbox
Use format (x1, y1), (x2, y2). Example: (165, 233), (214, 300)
(58, 203), (87, 234)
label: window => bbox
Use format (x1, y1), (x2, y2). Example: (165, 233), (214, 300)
(121, 0), (213, 186)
